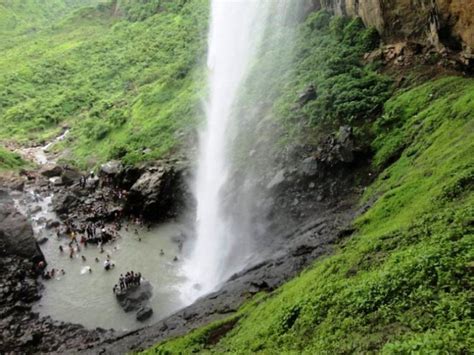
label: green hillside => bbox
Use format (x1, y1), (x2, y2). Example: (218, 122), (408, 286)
(146, 75), (474, 354)
(0, 0), (208, 167)
(0, 0), (104, 41)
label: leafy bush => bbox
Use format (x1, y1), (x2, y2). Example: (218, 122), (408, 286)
(0, 146), (25, 170)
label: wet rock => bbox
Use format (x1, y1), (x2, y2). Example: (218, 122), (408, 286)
(61, 168), (82, 186)
(45, 220), (60, 229)
(300, 157), (318, 177)
(298, 84), (317, 106)
(0, 191), (43, 261)
(29, 205), (42, 214)
(37, 237), (48, 245)
(50, 176), (64, 186)
(266, 169), (286, 190)
(115, 281), (153, 313)
(100, 160), (123, 177)
(117, 166), (143, 189)
(52, 193), (79, 215)
(136, 307), (153, 322)
(336, 125), (355, 163)
(40, 164), (63, 178)
(126, 165), (187, 220)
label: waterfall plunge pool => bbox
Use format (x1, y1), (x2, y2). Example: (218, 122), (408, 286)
(34, 220), (188, 331)
(15, 189), (190, 332)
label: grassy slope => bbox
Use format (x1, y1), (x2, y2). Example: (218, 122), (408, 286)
(0, 146), (25, 170)
(0, 0), (208, 167)
(145, 75), (474, 354)
(0, 0), (104, 45)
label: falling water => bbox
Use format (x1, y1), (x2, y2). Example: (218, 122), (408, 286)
(183, 0), (306, 301)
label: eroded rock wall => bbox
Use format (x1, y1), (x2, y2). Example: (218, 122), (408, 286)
(310, 0), (474, 52)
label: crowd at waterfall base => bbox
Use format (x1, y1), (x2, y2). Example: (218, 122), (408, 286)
(0, 155), (191, 352)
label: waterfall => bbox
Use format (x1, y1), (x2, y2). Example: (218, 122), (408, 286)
(183, 0), (306, 302)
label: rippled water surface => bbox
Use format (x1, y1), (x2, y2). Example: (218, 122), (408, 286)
(34, 219), (187, 331)
(12, 189), (188, 331)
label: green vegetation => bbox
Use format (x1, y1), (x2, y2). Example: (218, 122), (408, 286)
(233, 11), (392, 169)
(0, 0), (208, 167)
(0, 0), (104, 47)
(144, 76), (474, 353)
(0, 146), (25, 170)
(277, 12), (391, 130)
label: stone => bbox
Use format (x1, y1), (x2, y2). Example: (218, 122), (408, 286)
(45, 220), (60, 229)
(126, 164), (187, 220)
(301, 157), (318, 177)
(115, 281), (153, 313)
(0, 191), (43, 261)
(40, 164), (62, 178)
(298, 84), (317, 106)
(52, 193), (79, 215)
(266, 169), (286, 190)
(50, 177), (63, 186)
(336, 125), (355, 163)
(37, 238), (48, 245)
(29, 206), (42, 214)
(100, 160), (123, 176)
(61, 168), (82, 186)
(136, 307), (153, 322)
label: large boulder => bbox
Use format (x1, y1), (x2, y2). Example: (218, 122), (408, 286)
(115, 281), (153, 313)
(136, 306), (153, 322)
(126, 163), (189, 220)
(0, 190), (44, 262)
(117, 166), (143, 189)
(100, 160), (123, 177)
(335, 125), (355, 163)
(61, 167), (82, 186)
(40, 164), (62, 178)
(52, 192), (80, 215)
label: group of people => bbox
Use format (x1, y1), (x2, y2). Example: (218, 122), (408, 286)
(42, 267), (66, 280)
(84, 222), (117, 245)
(113, 271), (142, 293)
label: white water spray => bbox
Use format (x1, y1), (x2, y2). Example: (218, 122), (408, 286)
(183, 0), (305, 302)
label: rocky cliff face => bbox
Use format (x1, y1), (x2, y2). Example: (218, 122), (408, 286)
(310, 0), (473, 62)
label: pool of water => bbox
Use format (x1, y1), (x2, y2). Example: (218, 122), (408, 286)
(14, 190), (188, 331)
